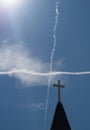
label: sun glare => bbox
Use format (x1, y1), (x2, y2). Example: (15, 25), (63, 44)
(1, 0), (17, 8)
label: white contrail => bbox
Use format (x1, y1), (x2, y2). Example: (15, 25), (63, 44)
(0, 69), (90, 76)
(50, 1), (59, 71)
(43, 1), (59, 129)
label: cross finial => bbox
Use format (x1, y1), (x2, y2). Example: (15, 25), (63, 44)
(53, 80), (64, 102)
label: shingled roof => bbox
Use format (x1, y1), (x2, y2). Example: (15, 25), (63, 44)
(50, 101), (71, 130)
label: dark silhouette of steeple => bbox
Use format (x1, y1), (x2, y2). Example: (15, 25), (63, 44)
(50, 80), (71, 130)
(50, 101), (71, 130)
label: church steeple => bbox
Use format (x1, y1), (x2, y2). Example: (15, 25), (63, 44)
(50, 80), (71, 130)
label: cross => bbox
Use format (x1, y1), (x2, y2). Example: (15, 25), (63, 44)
(53, 80), (65, 102)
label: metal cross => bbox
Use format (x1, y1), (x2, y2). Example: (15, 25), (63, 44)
(53, 80), (64, 102)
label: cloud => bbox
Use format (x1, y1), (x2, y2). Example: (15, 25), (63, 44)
(20, 102), (45, 111)
(0, 41), (50, 86)
(0, 41), (90, 86)
(0, 41), (64, 87)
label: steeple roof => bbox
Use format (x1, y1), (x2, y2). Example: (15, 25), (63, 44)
(50, 101), (71, 130)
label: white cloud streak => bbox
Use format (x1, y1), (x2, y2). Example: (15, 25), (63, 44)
(0, 69), (90, 76)
(50, 2), (59, 70)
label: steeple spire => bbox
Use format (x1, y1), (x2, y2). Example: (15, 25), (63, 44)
(50, 80), (71, 130)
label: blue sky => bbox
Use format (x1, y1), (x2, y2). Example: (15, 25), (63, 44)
(0, 0), (90, 130)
